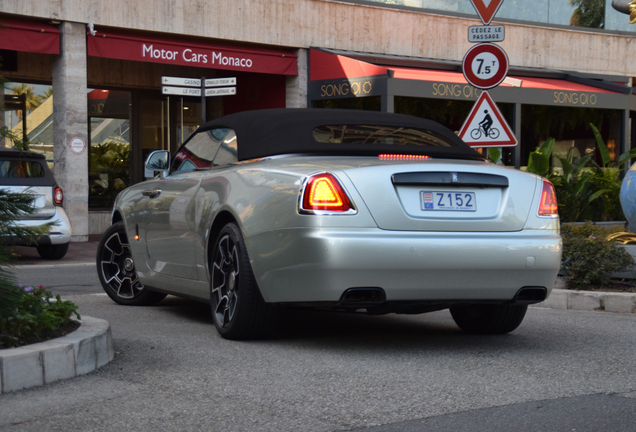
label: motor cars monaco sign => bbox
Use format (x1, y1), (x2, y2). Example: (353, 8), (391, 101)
(458, 91), (517, 147)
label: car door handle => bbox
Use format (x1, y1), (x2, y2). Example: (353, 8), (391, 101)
(142, 189), (162, 198)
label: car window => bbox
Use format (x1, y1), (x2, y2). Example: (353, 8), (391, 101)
(171, 128), (238, 173)
(0, 160), (45, 178)
(313, 125), (454, 148)
(212, 129), (238, 166)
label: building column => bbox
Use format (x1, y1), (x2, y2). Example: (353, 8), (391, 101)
(52, 22), (89, 242)
(286, 49), (308, 108)
(513, 102), (522, 168)
(0, 85), (4, 147)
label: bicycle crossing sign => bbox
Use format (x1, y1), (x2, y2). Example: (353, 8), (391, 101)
(459, 91), (517, 147)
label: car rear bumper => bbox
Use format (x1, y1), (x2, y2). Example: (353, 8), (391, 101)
(6, 208), (72, 246)
(248, 227), (562, 303)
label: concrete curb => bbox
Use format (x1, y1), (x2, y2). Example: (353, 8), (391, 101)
(0, 316), (114, 394)
(532, 279), (636, 314)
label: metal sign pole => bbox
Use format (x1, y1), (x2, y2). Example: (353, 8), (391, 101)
(200, 76), (206, 126)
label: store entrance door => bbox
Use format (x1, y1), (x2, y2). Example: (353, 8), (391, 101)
(134, 94), (202, 277)
(133, 93), (202, 183)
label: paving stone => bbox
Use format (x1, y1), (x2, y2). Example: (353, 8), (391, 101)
(0, 316), (113, 393)
(1, 347), (43, 393)
(568, 291), (603, 311)
(75, 336), (97, 375)
(41, 342), (76, 384)
(536, 289), (568, 310)
(603, 292), (636, 314)
(95, 330), (113, 368)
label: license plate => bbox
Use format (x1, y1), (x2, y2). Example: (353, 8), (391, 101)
(420, 191), (477, 211)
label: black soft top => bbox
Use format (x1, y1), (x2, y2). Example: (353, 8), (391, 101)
(199, 108), (484, 162)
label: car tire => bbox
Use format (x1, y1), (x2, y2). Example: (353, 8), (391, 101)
(96, 222), (166, 306)
(36, 242), (69, 260)
(450, 304), (528, 334)
(210, 222), (277, 340)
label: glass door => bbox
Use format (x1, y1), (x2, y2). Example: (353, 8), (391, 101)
(133, 94), (201, 184)
(88, 89), (132, 209)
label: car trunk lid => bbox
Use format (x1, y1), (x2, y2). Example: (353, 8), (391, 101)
(341, 160), (538, 232)
(0, 185), (56, 219)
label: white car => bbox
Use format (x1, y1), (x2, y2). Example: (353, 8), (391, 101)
(97, 109), (562, 339)
(0, 148), (72, 259)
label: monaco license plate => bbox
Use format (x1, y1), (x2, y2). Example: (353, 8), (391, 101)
(420, 191), (477, 211)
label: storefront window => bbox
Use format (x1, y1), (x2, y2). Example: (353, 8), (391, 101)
(314, 97), (381, 111)
(88, 89), (132, 209)
(363, 0), (625, 31)
(140, 97), (201, 168)
(2, 82), (54, 168)
(177, 98), (201, 145)
(519, 105), (621, 168)
(140, 98), (169, 168)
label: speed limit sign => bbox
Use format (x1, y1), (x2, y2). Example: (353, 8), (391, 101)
(462, 43), (509, 89)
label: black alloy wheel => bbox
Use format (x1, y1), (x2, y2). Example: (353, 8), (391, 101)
(96, 222), (166, 306)
(210, 222), (276, 340)
(36, 242), (69, 260)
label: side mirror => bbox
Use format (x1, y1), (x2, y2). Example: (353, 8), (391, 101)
(145, 150), (170, 178)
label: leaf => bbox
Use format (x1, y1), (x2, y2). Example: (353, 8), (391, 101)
(573, 175), (590, 196)
(487, 147), (501, 165)
(572, 155), (592, 172)
(528, 152), (549, 177)
(558, 156), (574, 178)
(587, 188), (608, 203)
(590, 123), (610, 167)
(538, 137), (555, 157)
(617, 148), (636, 167)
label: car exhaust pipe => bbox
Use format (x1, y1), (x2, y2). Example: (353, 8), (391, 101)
(339, 288), (386, 306)
(513, 287), (547, 304)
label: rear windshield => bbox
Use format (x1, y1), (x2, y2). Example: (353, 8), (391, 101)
(0, 160), (45, 178)
(313, 125), (455, 148)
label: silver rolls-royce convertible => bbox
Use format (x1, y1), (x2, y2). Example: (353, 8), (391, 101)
(96, 108), (562, 340)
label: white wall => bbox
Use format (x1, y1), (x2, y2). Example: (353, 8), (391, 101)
(1, 0), (634, 78)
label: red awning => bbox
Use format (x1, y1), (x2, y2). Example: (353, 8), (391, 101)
(87, 30), (297, 76)
(390, 66), (620, 93)
(310, 49), (624, 94)
(0, 18), (60, 54)
(310, 49), (388, 81)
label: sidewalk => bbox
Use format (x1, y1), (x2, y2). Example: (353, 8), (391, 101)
(10, 240), (99, 266)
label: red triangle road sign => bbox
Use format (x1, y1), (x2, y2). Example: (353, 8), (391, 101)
(459, 91), (517, 147)
(470, 0), (505, 25)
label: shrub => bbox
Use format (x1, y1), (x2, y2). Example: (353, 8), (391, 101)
(0, 284), (80, 348)
(560, 223), (634, 289)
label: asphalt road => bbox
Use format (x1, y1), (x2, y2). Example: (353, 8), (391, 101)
(1, 274), (636, 431)
(3, 244), (636, 431)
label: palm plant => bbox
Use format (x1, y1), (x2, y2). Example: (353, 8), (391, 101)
(570, 0), (605, 28)
(9, 83), (43, 123)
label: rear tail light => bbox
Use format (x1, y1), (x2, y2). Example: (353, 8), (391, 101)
(538, 179), (558, 216)
(53, 186), (64, 206)
(300, 173), (355, 214)
(379, 154), (430, 161)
